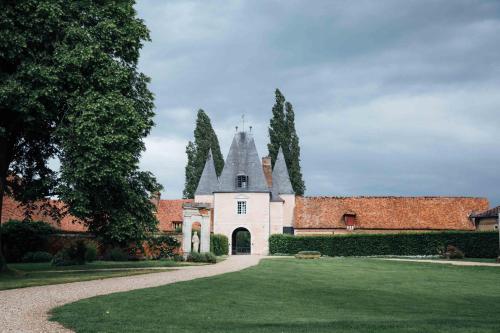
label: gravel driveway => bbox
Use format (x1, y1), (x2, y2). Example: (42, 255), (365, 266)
(0, 255), (262, 333)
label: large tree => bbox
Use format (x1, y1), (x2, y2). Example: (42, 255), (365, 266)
(267, 89), (306, 195)
(183, 109), (224, 198)
(0, 1), (160, 271)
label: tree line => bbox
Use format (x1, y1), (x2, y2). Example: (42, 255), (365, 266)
(183, 88), (305, 198)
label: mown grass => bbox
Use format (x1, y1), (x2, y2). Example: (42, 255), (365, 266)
(8, 260), (201, 272)
(51, 258), (500, 333)
(0, 260), (198, 290)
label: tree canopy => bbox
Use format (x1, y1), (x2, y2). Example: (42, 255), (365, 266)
(0, 0), (160, 270)
(183, 109), (224, 198)
(267, 89), (306, 195)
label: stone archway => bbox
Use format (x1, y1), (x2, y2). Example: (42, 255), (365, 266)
(231, 227), (251, 255)
(182, 203), (211, 257)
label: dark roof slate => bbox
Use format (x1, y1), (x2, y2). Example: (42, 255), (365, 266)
(217, 131), (269, 192)
(271, 147), (294, 198)
(470, 205), (500, 218)
(195, 149), (219, 195)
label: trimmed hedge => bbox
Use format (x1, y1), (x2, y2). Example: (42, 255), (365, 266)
(210, 234), (229, 256)
(269, 232), (499, 258)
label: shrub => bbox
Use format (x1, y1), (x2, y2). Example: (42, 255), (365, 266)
(443, 245), (465, 259)
(210, 234), (229, 256)
(105, 247), (129, 261)
(148, 235), (180, 259)
(1, 220), (56, 262)
(269, 232), (498, 258)
(84, 241), (98, 262)
(51, 251), (77, 266)
(22, 251), (53, 263)
(51, 240), (88, 266)
(187, 252), (217, 263)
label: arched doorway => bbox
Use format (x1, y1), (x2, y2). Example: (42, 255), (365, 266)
(232, 227), (251, 255)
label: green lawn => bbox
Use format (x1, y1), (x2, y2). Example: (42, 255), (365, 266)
(9, 260), (201, 272)
(0, 260), (196, 291)
(50, 258), (500, 333)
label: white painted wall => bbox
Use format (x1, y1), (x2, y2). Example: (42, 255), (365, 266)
(270, 201), (284, 234)
(280, 194), (296, 228)
(213, 192), (271, 255)
(194, 194), (213, 204)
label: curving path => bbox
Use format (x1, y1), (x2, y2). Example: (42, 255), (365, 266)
(0, 255), (263, 333)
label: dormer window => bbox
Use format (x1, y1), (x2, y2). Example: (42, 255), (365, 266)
(236, 175), (248, 189)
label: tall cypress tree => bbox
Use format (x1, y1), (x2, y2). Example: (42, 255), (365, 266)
(285, 101), (306, 195)
(268, 89), (287, 166)
(267, 89), (306, 195)
(183, 109), (224, 198)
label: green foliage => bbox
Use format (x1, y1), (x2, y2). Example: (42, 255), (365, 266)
(440, 245), (465, 259)
(267, 89), (305, 195)
(148, 235), (180, 259)
(105, 247), (129, 261)
(84, 241), (98, 262)
(187, 252), (217, 263)
(269, 232), (499, 258)
(52, 240), (98, 266)
(52, 0), (162, 245)
(210, 234), (229, 256)
(0, 0), (160, 269)
(1, 220), (56, 262)
(183, 110), (224, 198)
(22, 251), (53, 263)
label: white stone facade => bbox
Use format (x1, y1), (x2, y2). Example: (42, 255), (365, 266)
(183, 131), (295, 255)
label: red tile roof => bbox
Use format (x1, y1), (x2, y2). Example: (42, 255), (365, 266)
(1, 196), (192, 233)
(1, 196), (87, 232)
(294, 196), (489, 231)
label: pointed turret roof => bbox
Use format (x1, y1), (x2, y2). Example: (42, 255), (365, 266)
(272, 147), (294, 197)
(195, 149), (219, 195)
(217, 131), (269, 192)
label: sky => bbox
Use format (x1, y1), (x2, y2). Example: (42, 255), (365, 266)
(134, 0), (500, 205)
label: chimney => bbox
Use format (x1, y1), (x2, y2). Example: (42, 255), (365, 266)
(262, 156), (272, 188)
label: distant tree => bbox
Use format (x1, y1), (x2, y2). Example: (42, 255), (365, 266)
(268, 89), (288, 164)
(183, 110), (224, 198)
(183, 141), (197, 199)
(0, 0), (161, 271)
(267, 89), (306, 195)
(285, 101), (306, 195)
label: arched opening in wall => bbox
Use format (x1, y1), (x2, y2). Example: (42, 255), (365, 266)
(232, 227), (251, 255)
(191, 221), (201, 253)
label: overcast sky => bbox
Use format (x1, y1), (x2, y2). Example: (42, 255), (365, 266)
(135, 0), (500, 205)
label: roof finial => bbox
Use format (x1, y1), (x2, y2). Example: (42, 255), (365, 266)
(235, 126), (238, 132)
(241, 114), (245, 132)
(249, 125), (252, 132)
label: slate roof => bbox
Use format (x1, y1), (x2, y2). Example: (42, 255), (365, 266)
(217, 131), (270, 193)
(470, 205), (500, 219)
(272, 147), (294, 198)
(195, 149), (219, 195)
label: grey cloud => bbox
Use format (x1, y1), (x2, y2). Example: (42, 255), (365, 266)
(136, 0), (500, 204)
